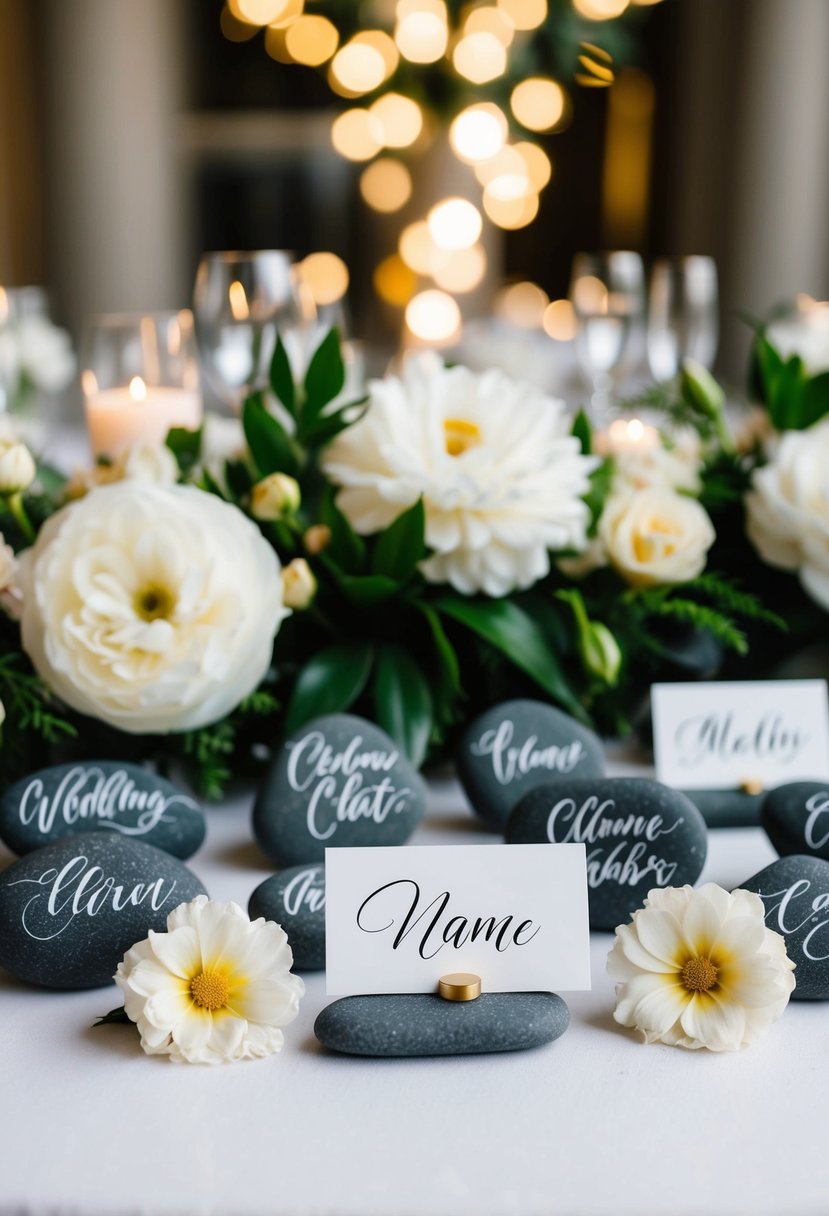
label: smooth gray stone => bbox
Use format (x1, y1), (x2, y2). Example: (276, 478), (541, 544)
(314, 992), (569, 1057)
(761, 782), (829, 861)
(253, 714), (427, 866)
(456, 699), (605, 829)
(249, 863), (325, 971)
(0, 832), (207, 990)
(506, 777), (707, 931)
(0, 761), (205, 860)
(740, 855), (829, 1000)
(682, 788), (763, 829)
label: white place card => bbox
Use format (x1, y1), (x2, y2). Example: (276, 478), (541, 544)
(652, 679), (829, 790)
(325, 844), (591, 996)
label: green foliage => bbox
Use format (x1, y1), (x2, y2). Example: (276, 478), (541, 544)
(373, 644), (433, 768)
(243, 393), (299, 478)
(0, 650), (77, 790)
(92, 1006), (131, 1028)
(753, 331), (829, 430)
(285, 642), (374, 734)
(175, 688), (280, 800)
(571, 409), (592, 455)
(166, 426), (202, 476)
(370, 498), (426, 581)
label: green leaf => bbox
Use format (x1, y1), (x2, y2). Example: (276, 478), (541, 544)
(755, 334), (784, 404)
(285, 643), (373, 734)
(242, 393), (298, 477)
(571, 408), (592, 455)
(434, 594), (584, 718)
(269, 335), (297, 417)
(419, 602), (461, 696)
(769, 355), (805, 431)
(224, 458), (253, 501)
(374, 644), (433, 768)
(339, 574), (400, 605)
(798, 371), (829, 429)
(302, 327), (345, 424)
(320, 487), (366, 573)
(301, 401), (365, 449)
(165, 426), (202, 475)
(92, 1006), (131, 1028)
(371, 499), (426, 581)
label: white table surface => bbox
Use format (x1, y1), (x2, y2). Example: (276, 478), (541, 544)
(1, 751), (825, 1216)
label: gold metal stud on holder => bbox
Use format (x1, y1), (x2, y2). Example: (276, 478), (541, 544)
(739, 778), (765, 796)
(438, 973), (482, 1002)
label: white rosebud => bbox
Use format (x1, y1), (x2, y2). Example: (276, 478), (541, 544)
(251, 473), (301, 521)
(0, 440), (36, 495)
(114, 441), (180, 485)
(304, 524), (332, 555)
(599, 487), (715, 588)
(282, 557), (317, 609)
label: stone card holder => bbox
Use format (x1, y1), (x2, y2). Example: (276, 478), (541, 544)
(761, 781), (829, 862)
(740, 854), (829, 1001)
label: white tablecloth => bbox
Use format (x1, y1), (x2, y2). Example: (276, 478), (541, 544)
(0, 758), (825, 1216)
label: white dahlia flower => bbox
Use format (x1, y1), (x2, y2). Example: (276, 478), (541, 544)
(322, 353), (597, 596)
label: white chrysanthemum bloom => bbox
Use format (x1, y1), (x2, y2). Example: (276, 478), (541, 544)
(608, 884), (795, 1051)
(323, 354), (597, 596)
(746, 417), (829, 611)
(19, 482), (288, 733)
(115, 896), (305, 1064)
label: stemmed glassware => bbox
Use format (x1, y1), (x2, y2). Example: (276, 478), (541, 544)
(192, 251), (316, 411)
(569, 251), (645, 422)
(647, 256), (719, 382)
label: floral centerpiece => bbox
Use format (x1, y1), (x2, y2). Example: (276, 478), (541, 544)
(0, 320), (825, 797)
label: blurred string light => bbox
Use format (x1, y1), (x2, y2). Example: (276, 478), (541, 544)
(299, 252), (350, 305)
(494, 281), (550, 329)
(360, 158), (413, 212)
(405, 290), (462, 343)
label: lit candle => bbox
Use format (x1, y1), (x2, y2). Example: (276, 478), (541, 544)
(603, 417), (660, 453)
(84, 374), (202, 458)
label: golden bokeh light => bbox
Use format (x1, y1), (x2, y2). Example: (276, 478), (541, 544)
(465, 7), (514, 46)
(510, 78), (566, 132)
(330, 41), (387, 95)
(573, 0), (629, 17)
(265, 0), (303, 28)
(433, 245), (487, 294)
(485, 171), (531, 202)
(360, 158), (413, 212)
(300, 252), (350, 306)
(405, 290), (462, 344)
(374, 255), (418, 307)
(474, 144), (527, 187)
(543, 299), (578, 341)
(496, 0), (547, 30)
(515, 141), (553, 190)
(395, 10), (448, 64)
(399, 221), (449, 275)
(370, 92), (424, 147)
(331, 108), (384, 160)
(572, 274), (609, 314)
(482, 186), (540, 229)
(354, 30), (399, 76)
(285, 15), (339, 65)
(264, 25), (293, 61)
(427, 198), (483, 251)
(453, 32), (508, 84)
(231, 0), (291, 24)
(449, 103), (508, 164)
(220, 7), (260, 42)
(494, 281), (550, 329)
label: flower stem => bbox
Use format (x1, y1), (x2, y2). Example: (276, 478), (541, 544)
(5, 493), (35, 544)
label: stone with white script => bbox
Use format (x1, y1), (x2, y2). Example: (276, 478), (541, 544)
(456, 699), (605, 829)
(0, 832), (207, 989)
(740, 854), (829, 1000)
(0, 761), (205, 860)
(252, 714), (427, 866)
(506, 777), (707, 930)
(314, 992), (569, 1057)
(249, 863), (325, 971)
(761, 781), (829, 862)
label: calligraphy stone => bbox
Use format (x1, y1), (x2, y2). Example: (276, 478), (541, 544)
(456, 699), (605, 830)
(761, 782), (829, 862)
(253, 714), (427, 867)
(0, 761), (205, 860)
(506, 777), (707, 930)
(248, 863), (325, 971)
(0, 832), (207, 990)
(680, 789), (763, 830)
(314, 992), (569, 1057)
(740, 855), (829, 1001)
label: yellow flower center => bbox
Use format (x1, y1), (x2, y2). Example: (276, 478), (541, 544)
(189, 969), (230, 1011)
(680, 956), (719, 993)
(134, 582), (176, 622)
(444, 418), (482, 457)
(632, 517), (683, 564)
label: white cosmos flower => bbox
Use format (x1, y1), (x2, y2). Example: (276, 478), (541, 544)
(608, 884), (795, 1051)
(322, 353), (597, 597)
(19, 482), (287, 733)
(115, 896), (305, 1064)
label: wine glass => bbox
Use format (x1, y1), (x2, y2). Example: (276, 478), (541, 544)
(569, 251), (645, 422)
(647, 256), (719, 382)
(192, 251), (316, 410)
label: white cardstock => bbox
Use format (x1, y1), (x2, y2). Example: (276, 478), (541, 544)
(652, 679), (829, 790)
(324, 844), (591, 996)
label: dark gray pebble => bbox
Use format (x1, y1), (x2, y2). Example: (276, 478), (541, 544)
(740, 854), (829, 1001)
(762, 781), (829, 861)
(249, 863), (325, 971)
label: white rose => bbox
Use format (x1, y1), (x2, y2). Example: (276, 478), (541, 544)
(19, 482), (288, 733)
(600, 487), (715, 588)
(613, 439), (702, 496)
(0, 439), (35, 494)
(746, 418), (829, 610)
(765, 312), (829, 377)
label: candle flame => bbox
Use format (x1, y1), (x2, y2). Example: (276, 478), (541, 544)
(129, 376), (147, 402)
(229, 279), (250, 321)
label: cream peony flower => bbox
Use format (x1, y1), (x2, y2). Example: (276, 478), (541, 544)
(599, 486), (715, 588)
(115, 896), (305, 1064)
(19, 482), (287, 733)
(746, 418), (829, 611)
(323, 353), (597, 597)
(608, 884), (795, 1051)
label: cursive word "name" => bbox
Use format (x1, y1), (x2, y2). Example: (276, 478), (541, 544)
(282, 866), (325, 917)
(547, 796), (681, 889)
(757, 879), (829, 962)
(8, 854), (177, 942)
(18, 767), (197, 838)
(357, 879), (540, 960)
(470, 720), (585, 787)
(805, 792), (829, 851)
(674, 712), (807, 770)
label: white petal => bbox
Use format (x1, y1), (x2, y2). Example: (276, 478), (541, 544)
(633, 908), (685, 968)
(680, 993), (747, 1051)
(613, 971), (687, 1035)
(149, 925), (201, 979)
